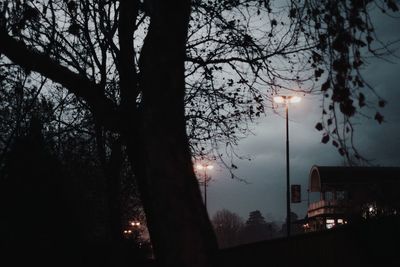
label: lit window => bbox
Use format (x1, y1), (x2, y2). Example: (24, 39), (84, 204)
(369, 206), (374, 212)
(326, 219), (335, 229)
(337, 219), (344, 224)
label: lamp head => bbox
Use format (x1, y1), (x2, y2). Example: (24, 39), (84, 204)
(196, 163), (214, 170)
(273, 95), (301, 104)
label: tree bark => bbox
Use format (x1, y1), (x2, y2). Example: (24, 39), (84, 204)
(0, 1), (219, 265)
(132, 0), (218, 266)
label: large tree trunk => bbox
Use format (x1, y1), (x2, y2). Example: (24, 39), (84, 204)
(126, 0), (218, 266)
(0, 0), (218, 265)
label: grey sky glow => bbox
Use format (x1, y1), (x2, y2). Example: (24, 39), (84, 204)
(205, 8), (400, 223)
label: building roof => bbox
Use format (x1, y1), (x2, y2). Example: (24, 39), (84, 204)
(309, 165), (400, 192)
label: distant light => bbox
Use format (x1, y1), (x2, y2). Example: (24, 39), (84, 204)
(326, 219), (335, 224)
(273, 95), (301, 104)
(196, 163), (213, 170)
(326, 224), (334, 229)
(369, 205), (375, 213)
(289, 96), (301, 103)
(273, 96), (285, 104)
(196, 164), (204, 170)
(326, 218), (335, 229)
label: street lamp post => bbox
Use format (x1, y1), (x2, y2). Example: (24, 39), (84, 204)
(273, 95), (301, 238)
(196, 163), (214, 211)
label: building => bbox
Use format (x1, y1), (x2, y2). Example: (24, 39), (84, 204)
(303, 165), (400, 232)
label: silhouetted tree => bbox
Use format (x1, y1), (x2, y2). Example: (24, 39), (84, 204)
(212, 209), (244, 248)
(0, 64), (146, 244)
(0, 1), (398, 265)
(241, 210), (278, 243)
(0, 117), (85, 265)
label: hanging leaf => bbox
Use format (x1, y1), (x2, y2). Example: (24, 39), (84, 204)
(68, 23), (80, 36)
(315, 122), (323, 131)
(366, 35), (374, 44)
(375, 112), (384, 124)
(387, 0), (399, 12)
(289, 8), (296, 18)
(340, 100), (356, 117)
(321, 79), (330, 91)
(315, 68), (324, 78)
(332, 140), (339, 147)
(321, 134), (330, 144)
(358, 93), (365, 107)
(67, 1), (78, 13)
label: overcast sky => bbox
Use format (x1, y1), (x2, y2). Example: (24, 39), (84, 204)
(205, 8), (400, 223)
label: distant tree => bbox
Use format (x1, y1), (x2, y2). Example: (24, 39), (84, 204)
(241, 210), (277, 243)
(212, 209), (244, 248)
(0, 117), (85, 264)
(246, 210), (267, 226)
(0, 64), (146, 245)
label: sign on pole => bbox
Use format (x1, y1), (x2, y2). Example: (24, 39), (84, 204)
(291, 184), (301, 203)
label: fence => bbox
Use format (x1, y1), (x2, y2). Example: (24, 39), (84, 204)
(218, 215), (400, 267)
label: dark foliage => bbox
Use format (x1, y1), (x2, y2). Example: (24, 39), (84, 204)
(0, 0), (398, 265)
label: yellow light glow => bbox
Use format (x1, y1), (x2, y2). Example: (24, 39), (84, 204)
(289, 96), (301, 103)
(196, 163), (213, 170)
(273, 95), (301, 104)
(131, 221), (141, 226)
(273, 96), (285, 103)
(196, 164), (204, 170)
(326, 219), (335, 224)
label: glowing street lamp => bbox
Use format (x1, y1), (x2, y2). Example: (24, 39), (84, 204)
(131, 221), (141, 227)
(273, 95), (301, 237)
(273, 95), (301, 104)
(196, 163), (214, 212)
